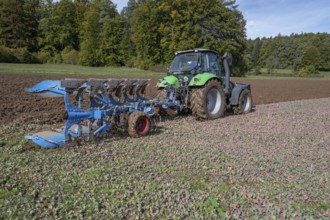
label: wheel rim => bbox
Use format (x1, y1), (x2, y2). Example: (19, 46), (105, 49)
(206, 88), (221, 115)
(136, 116), (149, 134)
(241, 94), (251, 112)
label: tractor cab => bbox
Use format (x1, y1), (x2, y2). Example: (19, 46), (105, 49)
(167, 49), (221, 76)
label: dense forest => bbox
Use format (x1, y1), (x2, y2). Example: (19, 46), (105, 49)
(0, 0), (329, 76)
(245, 33), (330, 76)
(0, 0), (247, 74)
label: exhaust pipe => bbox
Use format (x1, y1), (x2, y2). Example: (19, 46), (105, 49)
(222, 53), (231, 94)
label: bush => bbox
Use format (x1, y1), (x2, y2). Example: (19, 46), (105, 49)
(0, 47), (40, 64)
(231, 66), (245, 77)
(267, 67), (274, 74)
(37, 45), (61, 64)
(125, 59), (135, 68)
(37, 50), (53, 63)
(0, 46), (20, 63)
(137, 59), (153, 70)
(78, 50), (101, 66)
(49, 53), (62, 64)
(20, 49), (40, 64)
(61, 47), (78, 65)
(297, 65), (319, 77)
(254, 66), (261, 75)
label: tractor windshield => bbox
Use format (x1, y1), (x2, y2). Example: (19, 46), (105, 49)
(168, 53), (199, 74)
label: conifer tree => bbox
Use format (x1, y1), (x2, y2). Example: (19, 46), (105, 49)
(0, 0), (39, 50)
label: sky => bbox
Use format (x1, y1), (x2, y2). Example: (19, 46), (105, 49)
(112, 0), (330, 39)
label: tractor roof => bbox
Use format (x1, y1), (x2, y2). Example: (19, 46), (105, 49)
(175, 48), (218, 56)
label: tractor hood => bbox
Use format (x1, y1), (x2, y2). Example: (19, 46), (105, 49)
(157, 75), (180, 88)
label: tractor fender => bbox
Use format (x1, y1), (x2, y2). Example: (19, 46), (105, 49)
(229, 83), (251, 105)
(157, 75), (180, 89)
(189, 73), (220, 87)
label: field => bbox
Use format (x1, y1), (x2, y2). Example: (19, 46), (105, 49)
(247, 68), (330, 79)
(0, 67), (330, 218)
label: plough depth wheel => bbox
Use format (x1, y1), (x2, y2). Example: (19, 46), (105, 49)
(128, 112), (151, 138)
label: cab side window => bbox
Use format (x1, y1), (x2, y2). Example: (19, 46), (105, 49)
(208, 53), (221, 75)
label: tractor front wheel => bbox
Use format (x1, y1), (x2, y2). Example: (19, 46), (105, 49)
(191, 79), (225, 120)
(128, 112), (151, 138)
(232, 89), (253, 114)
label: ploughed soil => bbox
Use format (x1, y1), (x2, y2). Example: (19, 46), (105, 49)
(1, 74), (330, 126)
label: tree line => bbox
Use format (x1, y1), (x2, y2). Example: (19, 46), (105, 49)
(245, 33), (330, 76)
(0, 0), (248, 75)
(1, 0), (328, 76)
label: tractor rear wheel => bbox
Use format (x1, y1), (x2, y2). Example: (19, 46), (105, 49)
(191, 79), (225, 120)
(128, 112), (151, 138)
(232, 89), (253, 114)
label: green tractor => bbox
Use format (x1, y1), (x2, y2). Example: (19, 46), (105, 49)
(156, 48), (252, 120)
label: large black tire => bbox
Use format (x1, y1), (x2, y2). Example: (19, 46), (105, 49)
(232, 89), (253, 115)
(128, 112), (151, 138)
(191, 79), (226, 120)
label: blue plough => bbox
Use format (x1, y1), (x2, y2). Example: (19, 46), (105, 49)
(24, 79), (180, 148)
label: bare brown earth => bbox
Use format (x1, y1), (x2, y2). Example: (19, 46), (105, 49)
(0, 74), (329, 126)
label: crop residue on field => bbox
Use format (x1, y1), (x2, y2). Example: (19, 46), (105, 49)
(0, 97), (329, 218)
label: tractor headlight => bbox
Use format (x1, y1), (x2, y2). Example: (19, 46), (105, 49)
(161, 79), (167, 85)
(183, 76), (189, 83)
